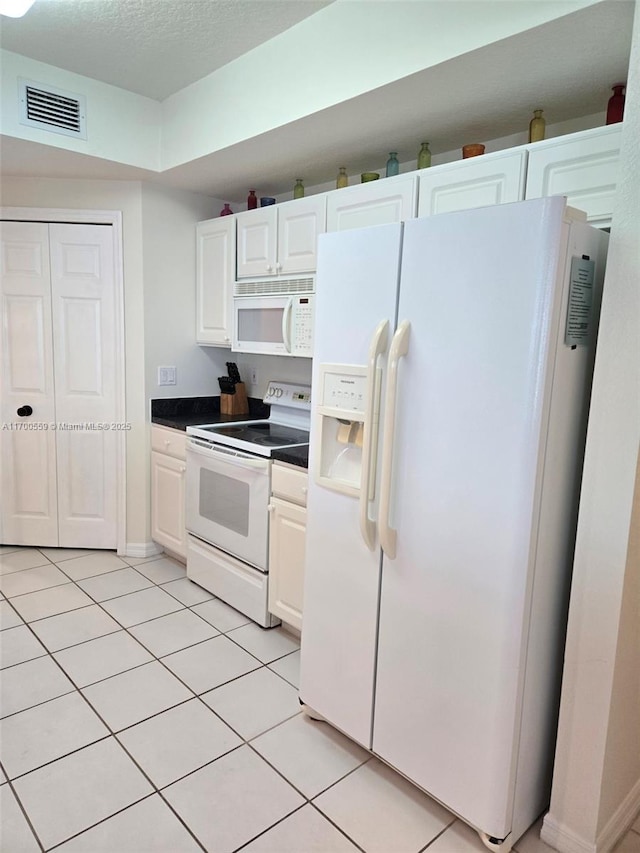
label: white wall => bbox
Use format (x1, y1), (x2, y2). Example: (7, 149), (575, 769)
(542, 0), (640, 849)
(140, 183), (223, 401)
(0, 178), (251, 554)
(0, 50), (161, 170)
(160, 0), (601, 169)
(0, 176), (149, 553)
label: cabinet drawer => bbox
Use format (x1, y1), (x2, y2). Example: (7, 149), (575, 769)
(151, 425), (186, 460)
(272, 463), (308, 506)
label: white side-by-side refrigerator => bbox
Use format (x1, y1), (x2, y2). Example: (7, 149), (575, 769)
(300, 197), (608, 850)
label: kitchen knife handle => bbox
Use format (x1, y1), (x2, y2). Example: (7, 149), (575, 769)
(359, 319), (389, 551)
(378, 320), (410, 560)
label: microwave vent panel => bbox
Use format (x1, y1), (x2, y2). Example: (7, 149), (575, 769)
(19, 79), (87, 139)
(234, 277), (314, 297)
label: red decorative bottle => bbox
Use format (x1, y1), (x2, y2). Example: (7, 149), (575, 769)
(606, 84), (625, 124)
(220, 203), (233, 216)
(247, 190), (257, 210)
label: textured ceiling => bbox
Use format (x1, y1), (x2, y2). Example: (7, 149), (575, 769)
(0, 0), (334, 100)
(1, 0), (632, 202)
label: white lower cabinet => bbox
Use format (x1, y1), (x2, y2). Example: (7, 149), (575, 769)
(525, 124), (622, 227)
(151, 426), (186, 561)
(417, 149), (527, 217)
(268, 463), (308, 631)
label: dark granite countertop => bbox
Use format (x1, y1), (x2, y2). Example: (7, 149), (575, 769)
(151, 396), (269, 431)
(151, 396), (309, 469)
(271, 445), (309, 469)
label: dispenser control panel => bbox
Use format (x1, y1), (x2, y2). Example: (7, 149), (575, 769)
(320, 365), (367, 415)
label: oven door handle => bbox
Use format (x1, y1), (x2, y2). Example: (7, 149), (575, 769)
(187, 439), (270, 472)
(282, 297), (293, 353)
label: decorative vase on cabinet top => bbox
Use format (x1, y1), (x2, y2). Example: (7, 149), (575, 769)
(361, 172), (380, 182)
(462, 143), (485, 159)
(385, 152), (400, 177)
(529, 109), (546, 143)
(220, 203), (233, 216)
(247, 190), (257, 210)
(336, 167), (348, 189)
(606, 84), (625, 124)
(293, 179), (305, 199)
(417, 142), (431, 169)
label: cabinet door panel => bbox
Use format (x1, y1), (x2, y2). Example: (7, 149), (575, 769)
(0, 222), (58, 546)
(268, 498), (306, 630)
(327, 175), (417, 232)
(525, 125), (622, 227)
(418, 151), (526, 217)
(236, 208), (277, 277)
(151, 451), (186, 560)
(197, 217), (235, 346)
(277, 196), (326, 275)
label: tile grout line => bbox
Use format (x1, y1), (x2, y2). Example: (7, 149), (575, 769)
(1, 771), (47, 852)
(417, 816), (458, 851)
(5, 581), (213, 853)
(2, 548), (378, 853)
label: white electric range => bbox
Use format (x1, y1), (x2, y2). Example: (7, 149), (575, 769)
(185, 381), (311, 627)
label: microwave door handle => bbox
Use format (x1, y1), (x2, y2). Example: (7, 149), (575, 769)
(282, 297), (293, 353)
(359, 319), (389, 551)
(378, 320), (410, 560)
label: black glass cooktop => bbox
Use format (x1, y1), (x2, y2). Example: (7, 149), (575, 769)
(201, 421), (309, 448)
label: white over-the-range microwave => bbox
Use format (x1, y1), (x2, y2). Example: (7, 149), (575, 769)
(232, 276), (314, 357)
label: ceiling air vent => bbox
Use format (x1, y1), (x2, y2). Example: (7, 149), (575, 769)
(18, 78), (87, 140)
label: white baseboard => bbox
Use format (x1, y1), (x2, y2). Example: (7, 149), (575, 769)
(542, 776), (640, 853)
(597, 776), (640, 853)
(542, 814), (596, 853)
(121, 542), (163, 559)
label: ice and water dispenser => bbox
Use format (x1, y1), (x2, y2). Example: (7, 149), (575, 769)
(313, 364), (370, 497)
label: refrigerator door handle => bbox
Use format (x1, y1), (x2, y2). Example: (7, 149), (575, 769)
(282, 297), (293, 353)
(359, 319), (389, 550)
(378, 320), (411, 560)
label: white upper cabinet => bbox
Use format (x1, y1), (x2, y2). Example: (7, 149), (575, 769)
(236, 196), (326, 278)
(196, 216), (236, 347)
(525, 125), (622, 227)
(236, 206), (277, 277)
(418, 150), (527, 218)
(327, 174), (417, 232)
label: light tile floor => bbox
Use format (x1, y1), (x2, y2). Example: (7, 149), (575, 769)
(1, 545), (638, 853)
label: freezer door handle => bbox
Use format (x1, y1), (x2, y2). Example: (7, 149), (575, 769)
(359, 319), (389, 550)
(378, 320), (410, 560)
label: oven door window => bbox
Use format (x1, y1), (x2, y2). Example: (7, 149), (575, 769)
(199, 469), (249, 536)
(237, 306), (285, 345)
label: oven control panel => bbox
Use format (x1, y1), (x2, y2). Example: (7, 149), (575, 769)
(264, 382), (311, 409)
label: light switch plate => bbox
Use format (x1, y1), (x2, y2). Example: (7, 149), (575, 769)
(158, 366), (177, 386)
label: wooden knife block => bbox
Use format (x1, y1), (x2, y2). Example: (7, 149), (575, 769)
(220, 382), (249, 416)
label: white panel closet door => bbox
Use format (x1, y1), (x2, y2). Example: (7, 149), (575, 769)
(0, 222), (59, 546)
(49, 224), (117, 548)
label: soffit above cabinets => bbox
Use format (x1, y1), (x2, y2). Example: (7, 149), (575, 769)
(0, 0), (633, 201)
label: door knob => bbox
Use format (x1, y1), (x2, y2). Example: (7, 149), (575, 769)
(17, 405), (33, 417)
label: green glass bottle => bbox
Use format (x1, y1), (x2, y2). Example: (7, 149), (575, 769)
(417, 142), (432, 170)
(293, 178), (305, 199)
(529, 110), (546, 143)
(336, 167), (348, 189)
